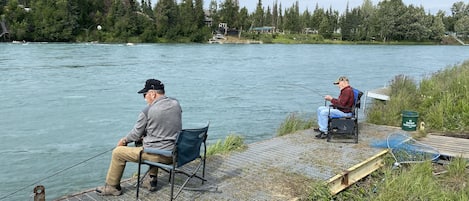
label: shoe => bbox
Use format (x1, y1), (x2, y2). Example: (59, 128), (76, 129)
(315, 132), (328, 139)
(96, 184), (122, 196)
(141, 174), (158, 192)
(313, 128), (320, 132)
(320, 133), (328, 139)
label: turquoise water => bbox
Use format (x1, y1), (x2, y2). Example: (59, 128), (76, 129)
(1, 43), (468, 200)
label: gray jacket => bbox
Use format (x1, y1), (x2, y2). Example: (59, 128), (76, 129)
(125, 95), (182, 150)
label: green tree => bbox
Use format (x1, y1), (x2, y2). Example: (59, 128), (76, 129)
(265, 6), (272, 28)
(179, 0), (195, 36)
(311, 6), (340, 39)
(103, 0), (139, 42)
(455, 15), (469, 38)
(360, 0), (377, 41)
(318, 15), (330, 38)
(218, 0), (239, 29)
(451, 1), (468, 20)
(3, 0), (27, 40)
(340, 4), (359, 41)
(399, 5), (430, 41)
(376, 0), (406, 42)
(238, 7), (249, 31)
(301, 8), (312, 33)
(29, 0), (77, 42)
(283, 1), (300, 33)
(277, 3), (284, 31)
(154, 0), (178, 39)
(311, 4), (324, 32)
(272, 2), (278, 30)
(208, 0), (219, 31)
(430, 13), (446, 40)
(252, 0), (264, 28)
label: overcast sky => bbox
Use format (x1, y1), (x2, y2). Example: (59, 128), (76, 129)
(204, 0), (459, 15)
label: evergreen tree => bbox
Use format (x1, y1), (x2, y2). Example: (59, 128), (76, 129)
(218, 0), (239, 30)
(0, 0), (462, 43)
(360, 0), (377, 41)
(154, 0), (178, 39)
(29, 0), (77, 42)
(376, 0), (406, 42)
(311, 4), (324, 32)
(265, 6), (272, 28)
(238, 7), (249, 32)
(455, 15), (469, 38)
(283, 1), (300, 33)
(301, 8), (311, 33)
(252, 0), (264, 28)
(430, 13), (446, 40)
(272, 1), (278, 30)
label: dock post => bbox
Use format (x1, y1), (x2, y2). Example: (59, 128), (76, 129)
(34, 185), (45, 201)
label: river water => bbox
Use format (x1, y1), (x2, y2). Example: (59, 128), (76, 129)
(0, 43), (468, 200)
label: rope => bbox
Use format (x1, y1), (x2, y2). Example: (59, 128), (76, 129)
(0, 147), (115, 200)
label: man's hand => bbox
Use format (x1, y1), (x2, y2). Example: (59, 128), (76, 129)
(324, 95), (333, 101)
(117, 138), (127, 146)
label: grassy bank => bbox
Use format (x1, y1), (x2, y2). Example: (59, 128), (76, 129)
(367, 60), (469, 136)
(313, 156), (469, 201)
(241, 33), (442, 45)
(206, 134), (246, 156)
(276, 113), (315, 136)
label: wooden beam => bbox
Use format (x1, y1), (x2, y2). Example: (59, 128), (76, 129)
(327, 149), (389, 195)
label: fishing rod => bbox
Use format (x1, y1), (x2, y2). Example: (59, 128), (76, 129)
(287, 83), (325, 98)
(0, 147), (115, 200)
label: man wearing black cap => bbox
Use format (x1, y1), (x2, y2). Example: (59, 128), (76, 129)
(314, 76), (354, 139)
(96, 79), (182, 196)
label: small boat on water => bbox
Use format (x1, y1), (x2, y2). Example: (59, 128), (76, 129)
(12, 40), (27, 44)
(208, 38), (222, 44)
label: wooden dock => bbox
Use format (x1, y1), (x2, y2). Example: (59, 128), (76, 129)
(56, 124), (469, 201)
(418, 134), (469, 158)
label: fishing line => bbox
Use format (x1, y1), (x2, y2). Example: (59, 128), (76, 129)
(287, 83), (324, 97)
(0, 147), (115, 200)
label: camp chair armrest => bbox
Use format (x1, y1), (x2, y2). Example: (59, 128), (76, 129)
(143, 148), (172, 157)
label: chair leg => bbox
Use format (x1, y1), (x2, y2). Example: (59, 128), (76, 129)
(202, 158), (206, 185)
(170, 170), (175, 201)
(354, 125), (359, 144)
(136, 165), (140, 200)
(136, 151), (143, 200)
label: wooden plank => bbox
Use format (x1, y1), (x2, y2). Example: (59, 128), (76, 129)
(418, 134), (469, 158)
(327, 149), (389, 195)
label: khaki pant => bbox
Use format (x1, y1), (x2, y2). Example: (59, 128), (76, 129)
(105, 146), (172, 186)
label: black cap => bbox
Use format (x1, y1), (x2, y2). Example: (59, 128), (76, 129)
(138, 79), (164, 94)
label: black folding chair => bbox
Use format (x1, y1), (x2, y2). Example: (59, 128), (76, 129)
(327, 88), (363, 143)
(136, 123), (209, 200)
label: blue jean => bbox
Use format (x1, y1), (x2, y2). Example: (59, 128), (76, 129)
(317, 106), (352, 133)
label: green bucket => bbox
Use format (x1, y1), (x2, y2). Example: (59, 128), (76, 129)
(401, 110), (419, 131)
